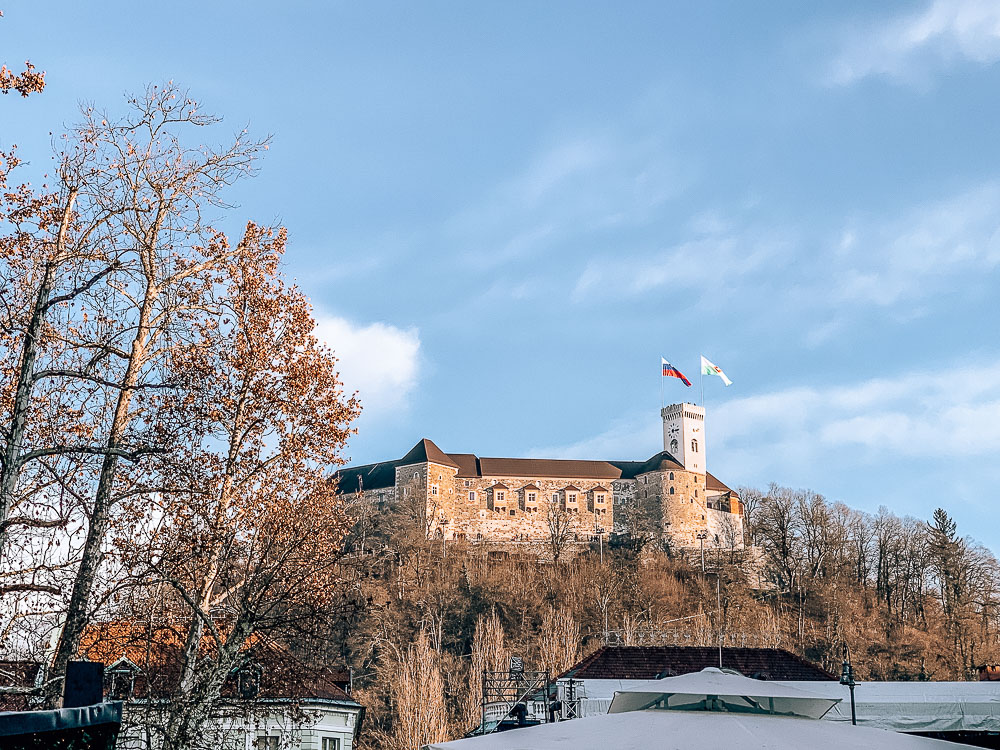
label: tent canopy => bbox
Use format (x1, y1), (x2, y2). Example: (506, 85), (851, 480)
(424, 709), (957, 750)
(606, 667), (840, 719)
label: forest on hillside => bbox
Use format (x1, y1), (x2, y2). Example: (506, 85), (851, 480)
(333, 486), (1000, 749)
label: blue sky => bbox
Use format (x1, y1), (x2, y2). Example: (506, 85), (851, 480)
(5, 1), (1000, 547)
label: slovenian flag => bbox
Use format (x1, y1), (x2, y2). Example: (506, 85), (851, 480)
(701, 355), (732, 386)
(661, 357), (692, 386)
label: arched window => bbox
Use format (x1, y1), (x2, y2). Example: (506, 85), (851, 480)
(691, 439), (699, 453)
(669, 472), (674, 480)
(669, 486), (675, 495)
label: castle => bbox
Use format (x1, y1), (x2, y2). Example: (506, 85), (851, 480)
(335, 403), (744, 550)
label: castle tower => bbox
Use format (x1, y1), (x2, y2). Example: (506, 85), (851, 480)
(661, 402), (706, 474)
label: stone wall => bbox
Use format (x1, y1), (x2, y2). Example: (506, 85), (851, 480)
(366, 460), (742, 551)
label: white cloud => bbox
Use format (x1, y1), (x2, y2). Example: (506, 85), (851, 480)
(533, 359), (1000, 471)
(831, 182), (1000, 306)
(447, 131), (687, 272)
(831, 0), (1000, 85)
(712, 361), (1000, 473)
(571, 227), (790, 301)
(312, 315), (421, 415)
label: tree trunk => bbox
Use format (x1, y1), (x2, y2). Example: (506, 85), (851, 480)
(47, 278), (156, 705)
(0, 192), (76, 556)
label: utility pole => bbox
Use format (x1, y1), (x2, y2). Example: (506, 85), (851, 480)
(697, 530), (708, 573)
(717, 575), (723, 669)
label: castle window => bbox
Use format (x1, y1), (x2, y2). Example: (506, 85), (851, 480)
(551, 493), (559, 503)
(596, 493), (605, 504)
(464, 480), (470, 487)
(509, 509), (516, 516)
(694, 489), (698, 497)
(431, 484), (439, 496)
(669, 472), (674, 480)
(496, 490), (506, 503)
(469, 491), (476, 502)
(567, 493), (577, 504)
(691, 439), (698, 453)
(527, 492), (537, 503)
(669, 487), (674, 495)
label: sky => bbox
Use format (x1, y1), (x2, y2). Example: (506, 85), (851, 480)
(4, 1), (1000, 547)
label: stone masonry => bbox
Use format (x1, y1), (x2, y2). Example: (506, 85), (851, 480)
(336, 403), (744, 550)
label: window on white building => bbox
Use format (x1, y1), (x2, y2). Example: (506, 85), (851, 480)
(691, 439), (698, 453)
(322, 739), (341, 750)
(257, 737), (279, 750)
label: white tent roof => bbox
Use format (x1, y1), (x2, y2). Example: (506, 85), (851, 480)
(424, 709), (958, 750)
(606, 667), (839, 719)
(775, 680), (1000, 732)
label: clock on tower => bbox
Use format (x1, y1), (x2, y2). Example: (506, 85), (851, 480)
(661, 402), (706, 473)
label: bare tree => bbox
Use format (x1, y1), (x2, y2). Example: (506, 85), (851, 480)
(380, 631), (449, 750)
(464, 608), (509, 732)
(537, 606), (579, 678)
(117, 232), (360, 749)
(545, 500), (573, 565)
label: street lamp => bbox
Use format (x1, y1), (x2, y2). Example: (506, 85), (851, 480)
(840, 644), (857, 726)
(696, 531), (708, 573)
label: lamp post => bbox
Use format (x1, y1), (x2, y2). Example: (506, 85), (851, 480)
(696, 530), (708, 573)
(840, 645), (857, 726)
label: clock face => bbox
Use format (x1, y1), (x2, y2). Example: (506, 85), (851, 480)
(668, 423), (680, 439)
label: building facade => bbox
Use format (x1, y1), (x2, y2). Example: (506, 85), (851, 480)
(336, 403), (743, 550)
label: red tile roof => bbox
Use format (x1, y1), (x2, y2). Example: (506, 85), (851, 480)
(560, 646), (836, 681)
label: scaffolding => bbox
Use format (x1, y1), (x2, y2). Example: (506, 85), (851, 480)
(479, 661), (552, 734)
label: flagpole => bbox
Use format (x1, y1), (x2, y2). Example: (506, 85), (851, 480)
(700, 368), (705, 408)
(660, 362), (664, 409)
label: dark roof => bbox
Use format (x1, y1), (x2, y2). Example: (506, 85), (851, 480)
(610, 451), (685, 479)
(335, 460), (399, 494)
(522, 483), (541, 491)
(591, 485), (609, 493)
(478, 458), (621, 480)
(335, 443), (734, 498)
(560, 646), (836, 681)
(335, 438), (457, 493)
(400, 438), (458, 468)
(562, 484), (581, 491)
(449, 453), (480, 477)
(492, 483), (509, 491)
(706, 472), (736, 497)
